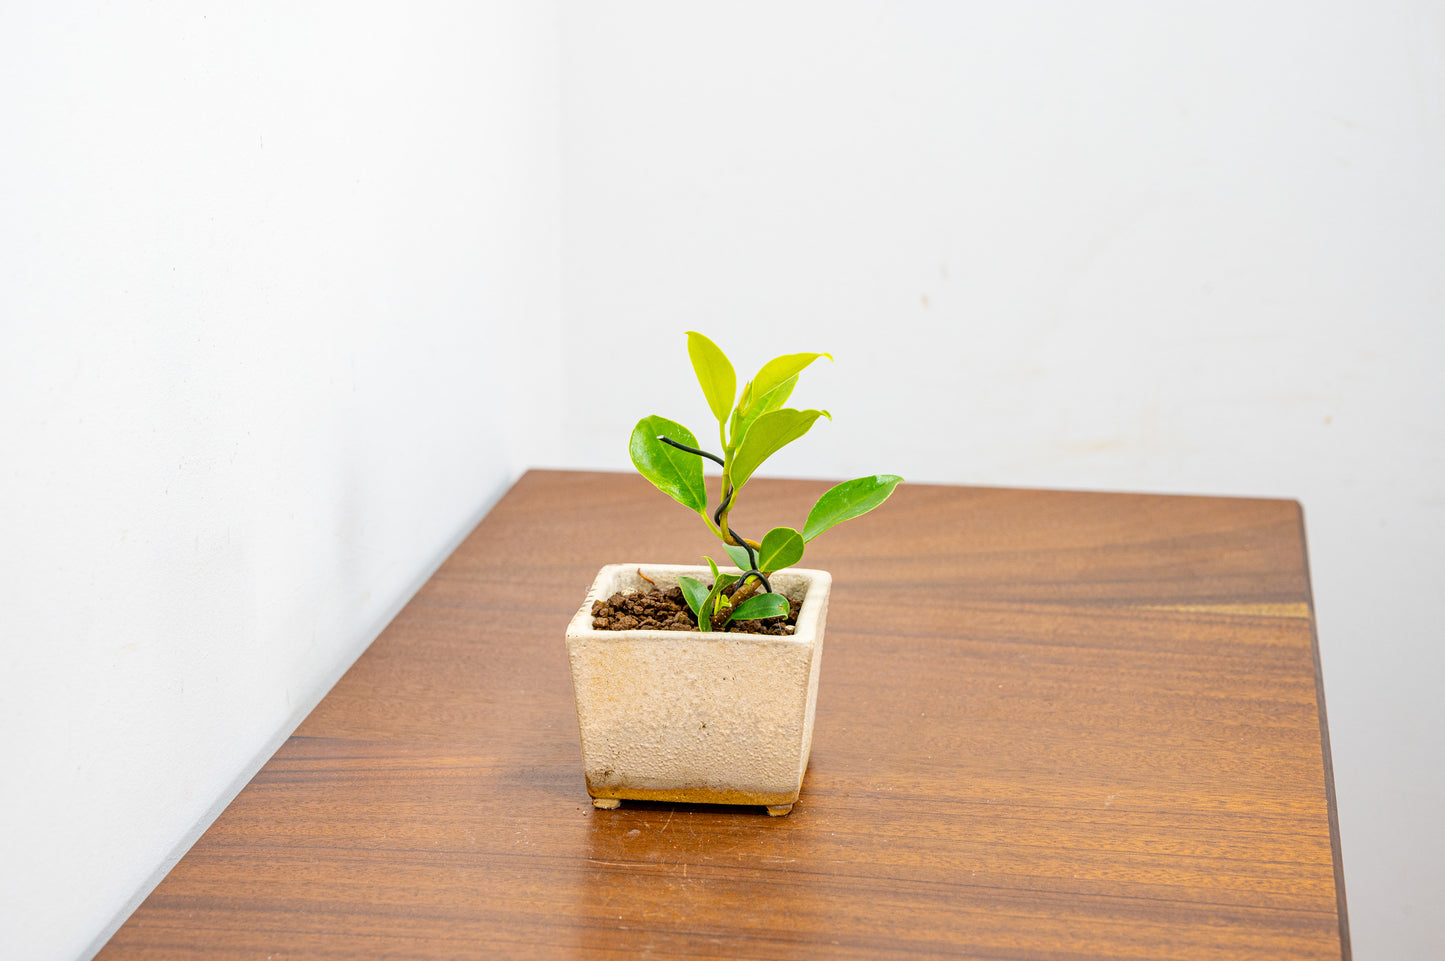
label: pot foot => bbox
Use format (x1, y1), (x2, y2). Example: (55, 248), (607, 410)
(591, 797), (621, 810)
(766, 804), (794, 817)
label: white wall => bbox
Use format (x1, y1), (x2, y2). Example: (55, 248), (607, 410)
(0, 4), (559, 960)
(559, 3), (1443, 958)
(3, 3), (1439, 959)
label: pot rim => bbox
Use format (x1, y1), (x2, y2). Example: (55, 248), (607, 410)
(566, 563), (832, 645)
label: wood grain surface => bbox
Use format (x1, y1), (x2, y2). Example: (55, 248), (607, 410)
(99, 470), (1348, 960)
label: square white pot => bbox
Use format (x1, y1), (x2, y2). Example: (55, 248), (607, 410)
(564, 563), (831, 816)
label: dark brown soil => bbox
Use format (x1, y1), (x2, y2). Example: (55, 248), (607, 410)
(591, 584), (801, 635)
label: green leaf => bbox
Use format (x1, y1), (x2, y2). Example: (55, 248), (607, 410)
(751, 352), (831, 404)
(803, 474), (905, 542)
(756, 526), (805, 572)
(726, 349), (826, 452)
(682, 556), (737, 630)
(753, 374), (798, 414)
(728, 592), (789, 622)
(736, 380), (755, 414)
(686, 331), (737, 425)
(728, 375), (797, 451)
(729, 408), (830, 489)
(629, 415), (708, 513)
(723, 543), (754, 570)
(677, 575), (711, 619)
(705, 555), (738, 593)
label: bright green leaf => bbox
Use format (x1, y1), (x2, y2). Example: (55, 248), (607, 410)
(751, 352), (831, 404)
(677, 575), (711, 629)
(730, 408), (831, 489)
(736, 380), (755, 414)
(705, 555), (738, 593)
(728, 375), (797, 451)
(723, 543), (754, 570)
(754, 374), (798, 415)
(687, 556), (737, 630)
(803, 474), (905, 542)
(756, 526), (805, 572)
(629, 415), (708, 513)
(686, 331), (737, 425)
(727, 592), (789, 622)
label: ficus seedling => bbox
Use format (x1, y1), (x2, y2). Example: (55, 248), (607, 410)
(629, 331), (903, 631)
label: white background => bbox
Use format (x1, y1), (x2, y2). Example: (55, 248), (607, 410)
(3, 3), (1442, 959)
(1, 4), (560, 959)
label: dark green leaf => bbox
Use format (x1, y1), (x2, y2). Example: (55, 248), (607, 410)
(629, 415), (708, 513)
(803, 474), (905, 542)
(730, 407), (830, 488)
(727, 592), (789, 622)
(686, 331), (737, 425)
(756, 526), (805, 571)
(687, 556), (738, 631)
(677, 575), (710, 626)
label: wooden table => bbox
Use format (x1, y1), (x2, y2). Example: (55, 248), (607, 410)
(100, 470), (1349, 959)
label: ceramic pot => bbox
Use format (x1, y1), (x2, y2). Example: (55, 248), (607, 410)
(564, 563), (831, 816)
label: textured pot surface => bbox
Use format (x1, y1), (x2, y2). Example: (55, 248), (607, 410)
(564, 564), (830, 814)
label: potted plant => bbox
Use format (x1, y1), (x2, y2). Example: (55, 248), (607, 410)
(564, 332), (902, 815)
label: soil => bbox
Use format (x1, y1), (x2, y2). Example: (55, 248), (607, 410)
(591, 583), (801, 635)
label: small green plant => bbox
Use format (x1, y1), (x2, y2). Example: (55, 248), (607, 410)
(629, 331), (903, 631)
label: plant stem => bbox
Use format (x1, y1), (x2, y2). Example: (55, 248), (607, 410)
(658, 433), (762, 563)
(657, 433), (774, 623)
